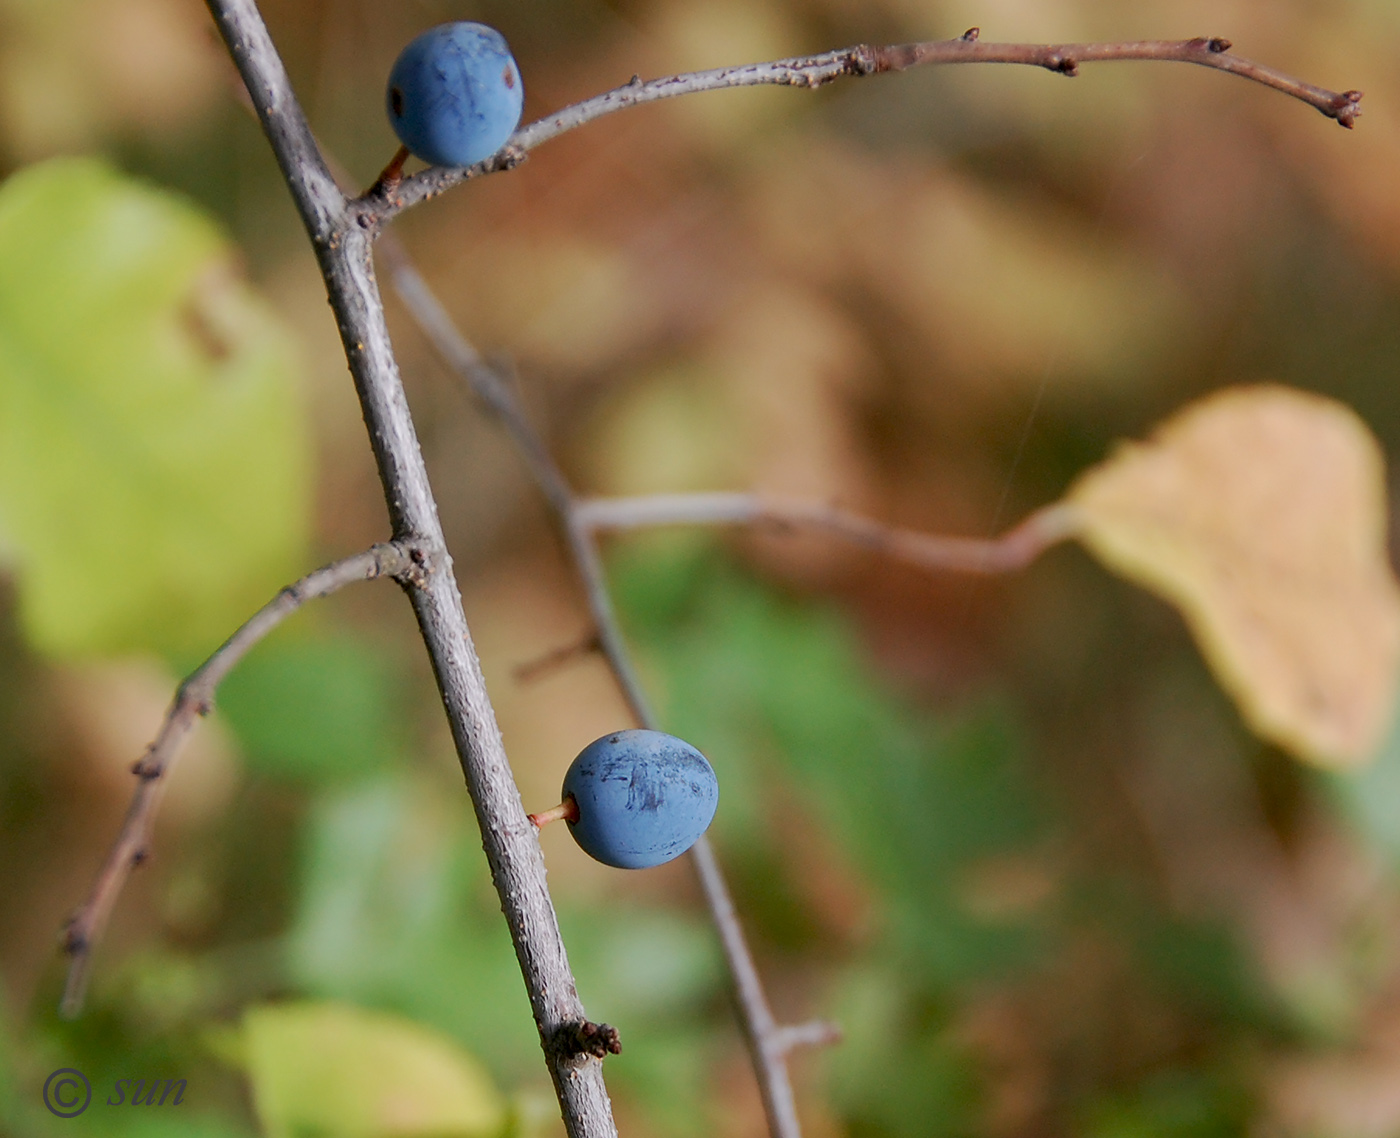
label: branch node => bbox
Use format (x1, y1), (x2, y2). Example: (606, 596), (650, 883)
(627, 73), (642, 87)
(130, 848), (150, 869)
(869, 43), (918, 73)
(381, 538), (438, 589)
(552, 1020), (622, 1059)
(495, 143), (528, 172)
(961, 27), (980, 42)
(130, 756), (161, 781)
(395, 540), (436, 589)
(846, 45), (880, 76)
(61, 922), (87, 956)
(1046, 53), (1079, 76)
(365, 144), (410, 199)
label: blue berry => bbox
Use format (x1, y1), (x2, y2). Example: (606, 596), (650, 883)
(386, 23), (524, 168)
(561, 730), (719, 869)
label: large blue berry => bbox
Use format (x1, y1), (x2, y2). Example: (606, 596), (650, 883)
(386, 23), (524, 168)
(560, 730), (719, 869)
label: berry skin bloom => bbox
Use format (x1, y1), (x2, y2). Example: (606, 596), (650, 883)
(560, 730), (719, 870)
(386, 23), (524, 168)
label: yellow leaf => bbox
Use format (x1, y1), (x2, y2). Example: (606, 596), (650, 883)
(243, 1001), (507, 1138)
(1066, 384), (1400, 768)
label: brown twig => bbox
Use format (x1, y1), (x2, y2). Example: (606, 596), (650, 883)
(60, 541), (426, 1019)
(574, 492), (1077, 575)
(383, 243), (837, 1138)
(356, 34), (1359, 224)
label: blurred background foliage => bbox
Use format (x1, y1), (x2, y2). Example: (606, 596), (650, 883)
(2, 0), (1400, 1135)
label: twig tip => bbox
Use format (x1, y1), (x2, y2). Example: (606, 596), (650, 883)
(1333, 89), (1363, 127)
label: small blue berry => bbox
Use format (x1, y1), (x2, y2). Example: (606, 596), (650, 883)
(386, 23), (524, 168)
(560, 730), (719, 869)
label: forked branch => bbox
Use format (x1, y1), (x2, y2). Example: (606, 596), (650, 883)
(383, 239), (839, 1138)
(359, 33), (1360, 222)
(60, 541), (427, 1018)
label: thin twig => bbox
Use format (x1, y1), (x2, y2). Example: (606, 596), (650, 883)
(60, 541), (425, 1018)
(384, 243), (835, 1138)
(357, 34), (1360, 223)
(575, 492), (1078, 575)
(203, 3), (620, 1134)
(514, 633), (603, 684)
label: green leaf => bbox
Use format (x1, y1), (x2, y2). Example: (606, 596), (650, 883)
(1327, 672), (1400, 864)
(558, 908), (722, 1136)
(612, 548), (1049, 975)
(103, 1115), (257, 1138)
(242, 1001), (507, 1138)
(1081, 1069), (1248, 1138)
(216, 627), (403, 783)
(286, 779), (542, 1079)
(0, 156), (310, 660)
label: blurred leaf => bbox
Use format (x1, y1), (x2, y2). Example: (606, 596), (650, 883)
(242, 1001), (506, 1138)
(0, 989), (15, 1134)
(216, 627), (402, 783)
(825, 965), (981, 1138)
(612, 545), (1051, 982)
(287, 773), (729, 1135)
(750, 145), (1190, 392)
(585, 366), (750, 498)
(0, 156), (310, 661)
(286, 778), (542, 1080)
(0, 0), (220, 158)
(1082, 1069), (1248, 1138)
(560, 907), (721, 1022)
(1328, 672), (1400, 865)
(1067, 384), (1400, 769)
(106, 1115), (258, 1138)
(558, 908), (722, 1136)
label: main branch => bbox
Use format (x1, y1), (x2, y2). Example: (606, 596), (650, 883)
(203, 2), (619, 1134)
(359, 33), (1359, 222)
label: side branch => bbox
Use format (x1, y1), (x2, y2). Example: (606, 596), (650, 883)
(361, 34), (1359, 222)
(575, 492), (1077, 575)
(385, 247), (836, 1138)
(60, 541), (426, 1018)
